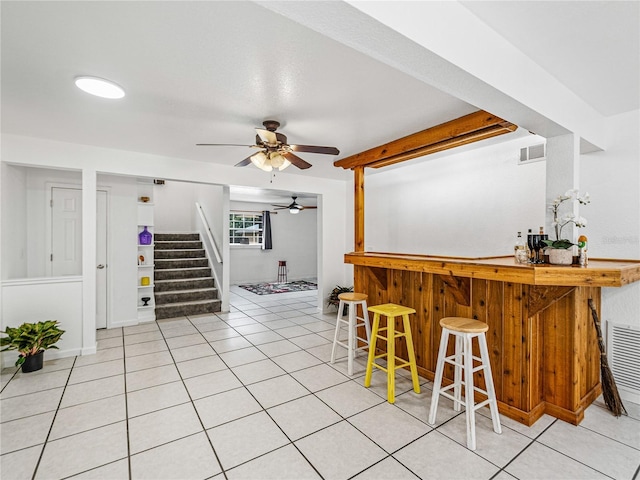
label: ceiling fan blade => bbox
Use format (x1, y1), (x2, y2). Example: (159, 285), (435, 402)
(196, 143), (256, 147)
(301, 206), (317, 209)
(234, 155), (254, 167)
(284, 152), (312, 170)
(289, 144), (340, 155)
(255, 128), (278, 145)
(271, 204), (290, 208)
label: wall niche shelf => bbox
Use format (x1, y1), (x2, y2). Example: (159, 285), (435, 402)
(137, 181), (156, 322)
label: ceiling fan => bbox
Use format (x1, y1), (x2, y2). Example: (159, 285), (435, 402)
(272, 196), (317, 215)
(197, 120), (339, 171)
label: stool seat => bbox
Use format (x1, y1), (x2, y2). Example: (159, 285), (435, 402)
(338, 292), (368, 302)
(368, 303), (416, 316)
(364, 302), (420, 403)
(331, 293), (370, 376)
(439, 317), (489, 333)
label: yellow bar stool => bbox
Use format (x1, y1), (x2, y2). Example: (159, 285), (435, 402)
(428, 317), (502, 451)
(330, 292), (371, 376)
(364, 303), (420, 403)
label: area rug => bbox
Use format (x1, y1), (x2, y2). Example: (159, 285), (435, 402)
(238, 280), (317, 295)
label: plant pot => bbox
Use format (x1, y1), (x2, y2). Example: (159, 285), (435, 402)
(21, 350), (44, 373)
(548, 248), (573, 265)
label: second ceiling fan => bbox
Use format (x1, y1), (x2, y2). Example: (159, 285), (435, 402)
(197, 120), (340, 171)
(272, 196), (316, 214)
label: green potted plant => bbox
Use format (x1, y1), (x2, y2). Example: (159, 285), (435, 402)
(542, 189), (590, 265)
(327, 285), (353, 316)
(0, 320), (65, 373)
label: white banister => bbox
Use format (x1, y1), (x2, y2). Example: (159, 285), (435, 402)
(195, 202), (222, 264)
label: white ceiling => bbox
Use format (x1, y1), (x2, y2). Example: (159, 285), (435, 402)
(2, 1), (638, 202)
(460, 1), (639, 117)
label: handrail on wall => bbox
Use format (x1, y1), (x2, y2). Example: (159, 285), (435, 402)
(195, 202), (222, 264)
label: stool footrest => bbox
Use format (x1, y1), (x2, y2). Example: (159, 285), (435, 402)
(334, 340), (369, 351)
(473, 398), (491, 411)
(370, 362), (388, 373)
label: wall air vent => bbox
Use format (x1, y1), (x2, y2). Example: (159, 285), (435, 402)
(607, 321), (640, 404)
(519, 143), (546, 164)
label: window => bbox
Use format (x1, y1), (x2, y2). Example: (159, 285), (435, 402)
(230, 212), (263, 246)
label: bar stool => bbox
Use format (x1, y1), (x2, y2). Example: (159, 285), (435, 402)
(330, 292), (371, 376)
(428, 317), (501, 451)
(364, 303), (420, 403)
(277, 260), (287, 283)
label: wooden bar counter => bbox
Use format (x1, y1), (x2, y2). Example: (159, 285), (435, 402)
(346, 252), (640, 426)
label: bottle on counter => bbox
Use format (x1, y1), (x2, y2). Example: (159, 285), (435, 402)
(539, 226), (548, 263)
(578, 235), (588, 266)
(514, 231), (528, 264)
(527, 228), (535, 263)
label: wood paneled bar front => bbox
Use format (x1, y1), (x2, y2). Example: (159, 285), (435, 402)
(346, 252), (640, 426)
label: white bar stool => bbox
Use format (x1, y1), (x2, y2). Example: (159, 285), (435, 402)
(330, 292), (371, 375)
(428, 317), (501, 450)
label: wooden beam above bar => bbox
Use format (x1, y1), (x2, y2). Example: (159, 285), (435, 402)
(334, 110), (517, 170)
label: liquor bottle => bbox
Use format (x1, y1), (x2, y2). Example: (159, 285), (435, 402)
(514, 232), (528, 264)
(527, 229), (535, 263)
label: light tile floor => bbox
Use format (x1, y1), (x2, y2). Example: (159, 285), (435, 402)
(2, 285), (639, 479)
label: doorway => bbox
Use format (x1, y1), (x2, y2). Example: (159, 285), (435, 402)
(50, 187), (109, 328)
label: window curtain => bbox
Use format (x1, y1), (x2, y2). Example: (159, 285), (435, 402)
(262, 210), (272, 250)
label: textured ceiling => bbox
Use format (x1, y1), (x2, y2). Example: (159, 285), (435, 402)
(1, 0), (637, 193)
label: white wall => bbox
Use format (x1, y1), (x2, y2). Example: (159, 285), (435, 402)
(153, 180), (198, 232)
(1, 166), (140, 328)
(1, 277), (83, 368)
(194, 183), (225, 250)
(1, 163), (27, 279)
(230, 201), (318, 284)
(1, 134), (351, 319)
(364, 112), (640, 332)
(365, 134), (546, 256)
(582, 110), (640, 328)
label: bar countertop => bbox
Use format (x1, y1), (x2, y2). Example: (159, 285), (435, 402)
(345, 252), (640, 288)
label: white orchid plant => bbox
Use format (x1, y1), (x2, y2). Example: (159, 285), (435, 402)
(542, 189), (590, 249)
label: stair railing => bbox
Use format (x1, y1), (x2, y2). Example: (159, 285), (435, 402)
(195, 202), (223, 299)
(195, 202), (222, 263)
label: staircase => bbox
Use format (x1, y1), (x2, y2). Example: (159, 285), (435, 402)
(154, 233), (221, 320)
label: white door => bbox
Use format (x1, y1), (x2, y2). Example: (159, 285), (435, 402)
(51, 188), (83, 276)
(51, 187), (109, 328)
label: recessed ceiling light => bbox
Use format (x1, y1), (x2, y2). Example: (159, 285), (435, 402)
(74, 76), (125, 99)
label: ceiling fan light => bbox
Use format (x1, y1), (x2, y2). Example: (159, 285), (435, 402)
(289, 206), (300, 214)
(270, 152), (286, 169)
(250, 151), (268, 168)
(278, 159), (292, 171)
(74, 76), (125, 99)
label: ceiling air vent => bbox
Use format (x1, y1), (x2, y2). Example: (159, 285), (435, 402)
(519, 143), (546, 165)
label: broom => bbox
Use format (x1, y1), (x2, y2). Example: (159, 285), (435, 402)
(588, 298), (627, 417)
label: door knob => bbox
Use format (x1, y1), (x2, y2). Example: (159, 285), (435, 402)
(97, 264), (105, 269)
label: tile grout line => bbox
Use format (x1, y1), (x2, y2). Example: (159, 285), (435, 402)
(30, 356), (77, 480)
(157, 315), (229, 480)
(204, 319), (318, 477)
(121, 326), (133, 480)
(191, 314), (327, 479)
